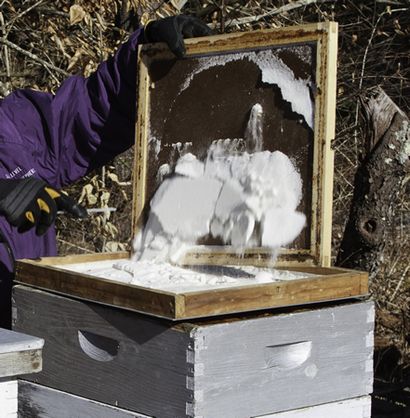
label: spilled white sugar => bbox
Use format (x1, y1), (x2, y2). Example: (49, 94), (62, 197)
(56, 260), (313, 293)
(133, 106), (306, 264)
(259, 58), (314, 129)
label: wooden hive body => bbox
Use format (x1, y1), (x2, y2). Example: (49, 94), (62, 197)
(13, 286), (373, 418)
(18, 384), (372, 418)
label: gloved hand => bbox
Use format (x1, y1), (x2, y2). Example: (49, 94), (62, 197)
(144, 15), (211, 58)
(0, 177), (87, 236)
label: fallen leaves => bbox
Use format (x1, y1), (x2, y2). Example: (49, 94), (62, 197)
(69, 4), (86, 25)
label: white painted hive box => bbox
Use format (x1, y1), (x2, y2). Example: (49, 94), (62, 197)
(13, 286), (374, 418)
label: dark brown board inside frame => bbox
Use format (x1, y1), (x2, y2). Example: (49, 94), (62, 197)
(133, 22), (338, 268)
(145, 44), (315, 250)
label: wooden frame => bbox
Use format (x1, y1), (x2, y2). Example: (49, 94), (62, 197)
(133, 22), (338, 268)
(16, 252), (368, 321)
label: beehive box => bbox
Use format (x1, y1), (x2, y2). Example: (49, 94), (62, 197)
(18, 381), (371, 418)
(13, 286), (373, 418)
(14, 22), (374, 418)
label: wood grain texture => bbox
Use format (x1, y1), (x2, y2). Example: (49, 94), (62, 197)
(255, 396), (371, 418)
(337, 87), (410, 273)
(189, 301), (374, 417)
(0, 329), (43, 354)
(0, 350), (42, 379)
(178, 270), (368, 318)
(0, 329), (43, 378)
(313, 21), (338, 268)
(20, 251), (129, 265)
(15, 259), (177, 319)
(184, 22), (335, 55)
(13, 286), (374, 418)
(18, 381), (151, 418)
(16, 257), (368, 320)
(132, 44), (150, 233)
(13, 286), (191, 418)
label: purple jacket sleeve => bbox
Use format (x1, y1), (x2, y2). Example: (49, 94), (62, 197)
(0, 28), (143, 189)
(0, 31), (145, 327)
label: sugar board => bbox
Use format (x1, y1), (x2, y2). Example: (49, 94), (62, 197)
(16, 252), (368, 320)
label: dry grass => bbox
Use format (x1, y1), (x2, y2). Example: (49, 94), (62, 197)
(0, 0), (409, 400)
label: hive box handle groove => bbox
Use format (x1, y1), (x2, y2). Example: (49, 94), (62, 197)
(77, 330), (119, 362)
(264, 340), (312, 370)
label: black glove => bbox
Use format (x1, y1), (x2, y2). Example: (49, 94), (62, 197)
(144, 15), (211, 58)
(0, 177), (87, 236)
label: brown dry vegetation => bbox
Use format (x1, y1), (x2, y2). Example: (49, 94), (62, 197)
(0, 0), (409, 414)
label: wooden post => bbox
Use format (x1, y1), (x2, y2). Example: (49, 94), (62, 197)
(337, 87), (410, 274)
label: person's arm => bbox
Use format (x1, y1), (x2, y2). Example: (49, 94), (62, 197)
(0, 29), (143, 189)
(0, 16), (210, 189)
